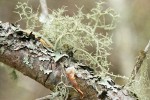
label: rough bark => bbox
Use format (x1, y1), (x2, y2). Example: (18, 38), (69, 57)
(0, 22), (137, 100)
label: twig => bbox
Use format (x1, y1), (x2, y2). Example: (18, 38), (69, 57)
(39, 0), (49, 23)
(130, 40), (150, 81)
(144, 40), (150, 53)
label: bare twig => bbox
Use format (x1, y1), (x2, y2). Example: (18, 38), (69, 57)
(144, 40), (150, 53)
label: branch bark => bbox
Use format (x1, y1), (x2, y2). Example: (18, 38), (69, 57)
(130, 41), (150, 81)
(0, 22), (137, 100)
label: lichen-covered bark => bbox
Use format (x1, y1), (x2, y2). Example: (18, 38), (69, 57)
(0, 22), (63, 90)
(0, 22), (137, 100)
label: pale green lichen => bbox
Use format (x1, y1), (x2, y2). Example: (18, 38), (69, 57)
(15, 1), (150, 99)
(15, 1), (119, 76)
(15, 2), (40, 30)
(52, 70), (70, 100)
(126, 58), (150, 100)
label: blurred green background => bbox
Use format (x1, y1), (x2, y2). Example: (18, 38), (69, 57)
(0, 0), (150, 99)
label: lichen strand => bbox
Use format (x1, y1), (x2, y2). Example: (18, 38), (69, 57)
(127, 60), (150, 100)
(15, 2), (40, 30)
(15, 1), (119, 75)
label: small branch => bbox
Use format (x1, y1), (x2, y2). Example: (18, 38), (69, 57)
(144, 40), (150, 53)
(130, 40), (150, 81)
(39, 0), (49, 23)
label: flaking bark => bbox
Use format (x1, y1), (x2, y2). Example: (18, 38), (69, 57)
(0, 22), (137, 100)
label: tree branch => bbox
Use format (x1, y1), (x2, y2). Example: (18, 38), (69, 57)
(0, 22), (137, 100)
(130, 40), (150, 81)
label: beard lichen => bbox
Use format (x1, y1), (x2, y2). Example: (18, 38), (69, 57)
(15, 1), (119, 76)
(14, 1), (150, 99)
(126, 58), (150, 100)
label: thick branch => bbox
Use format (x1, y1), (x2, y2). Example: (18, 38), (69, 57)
(0, 22), (137, 100)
